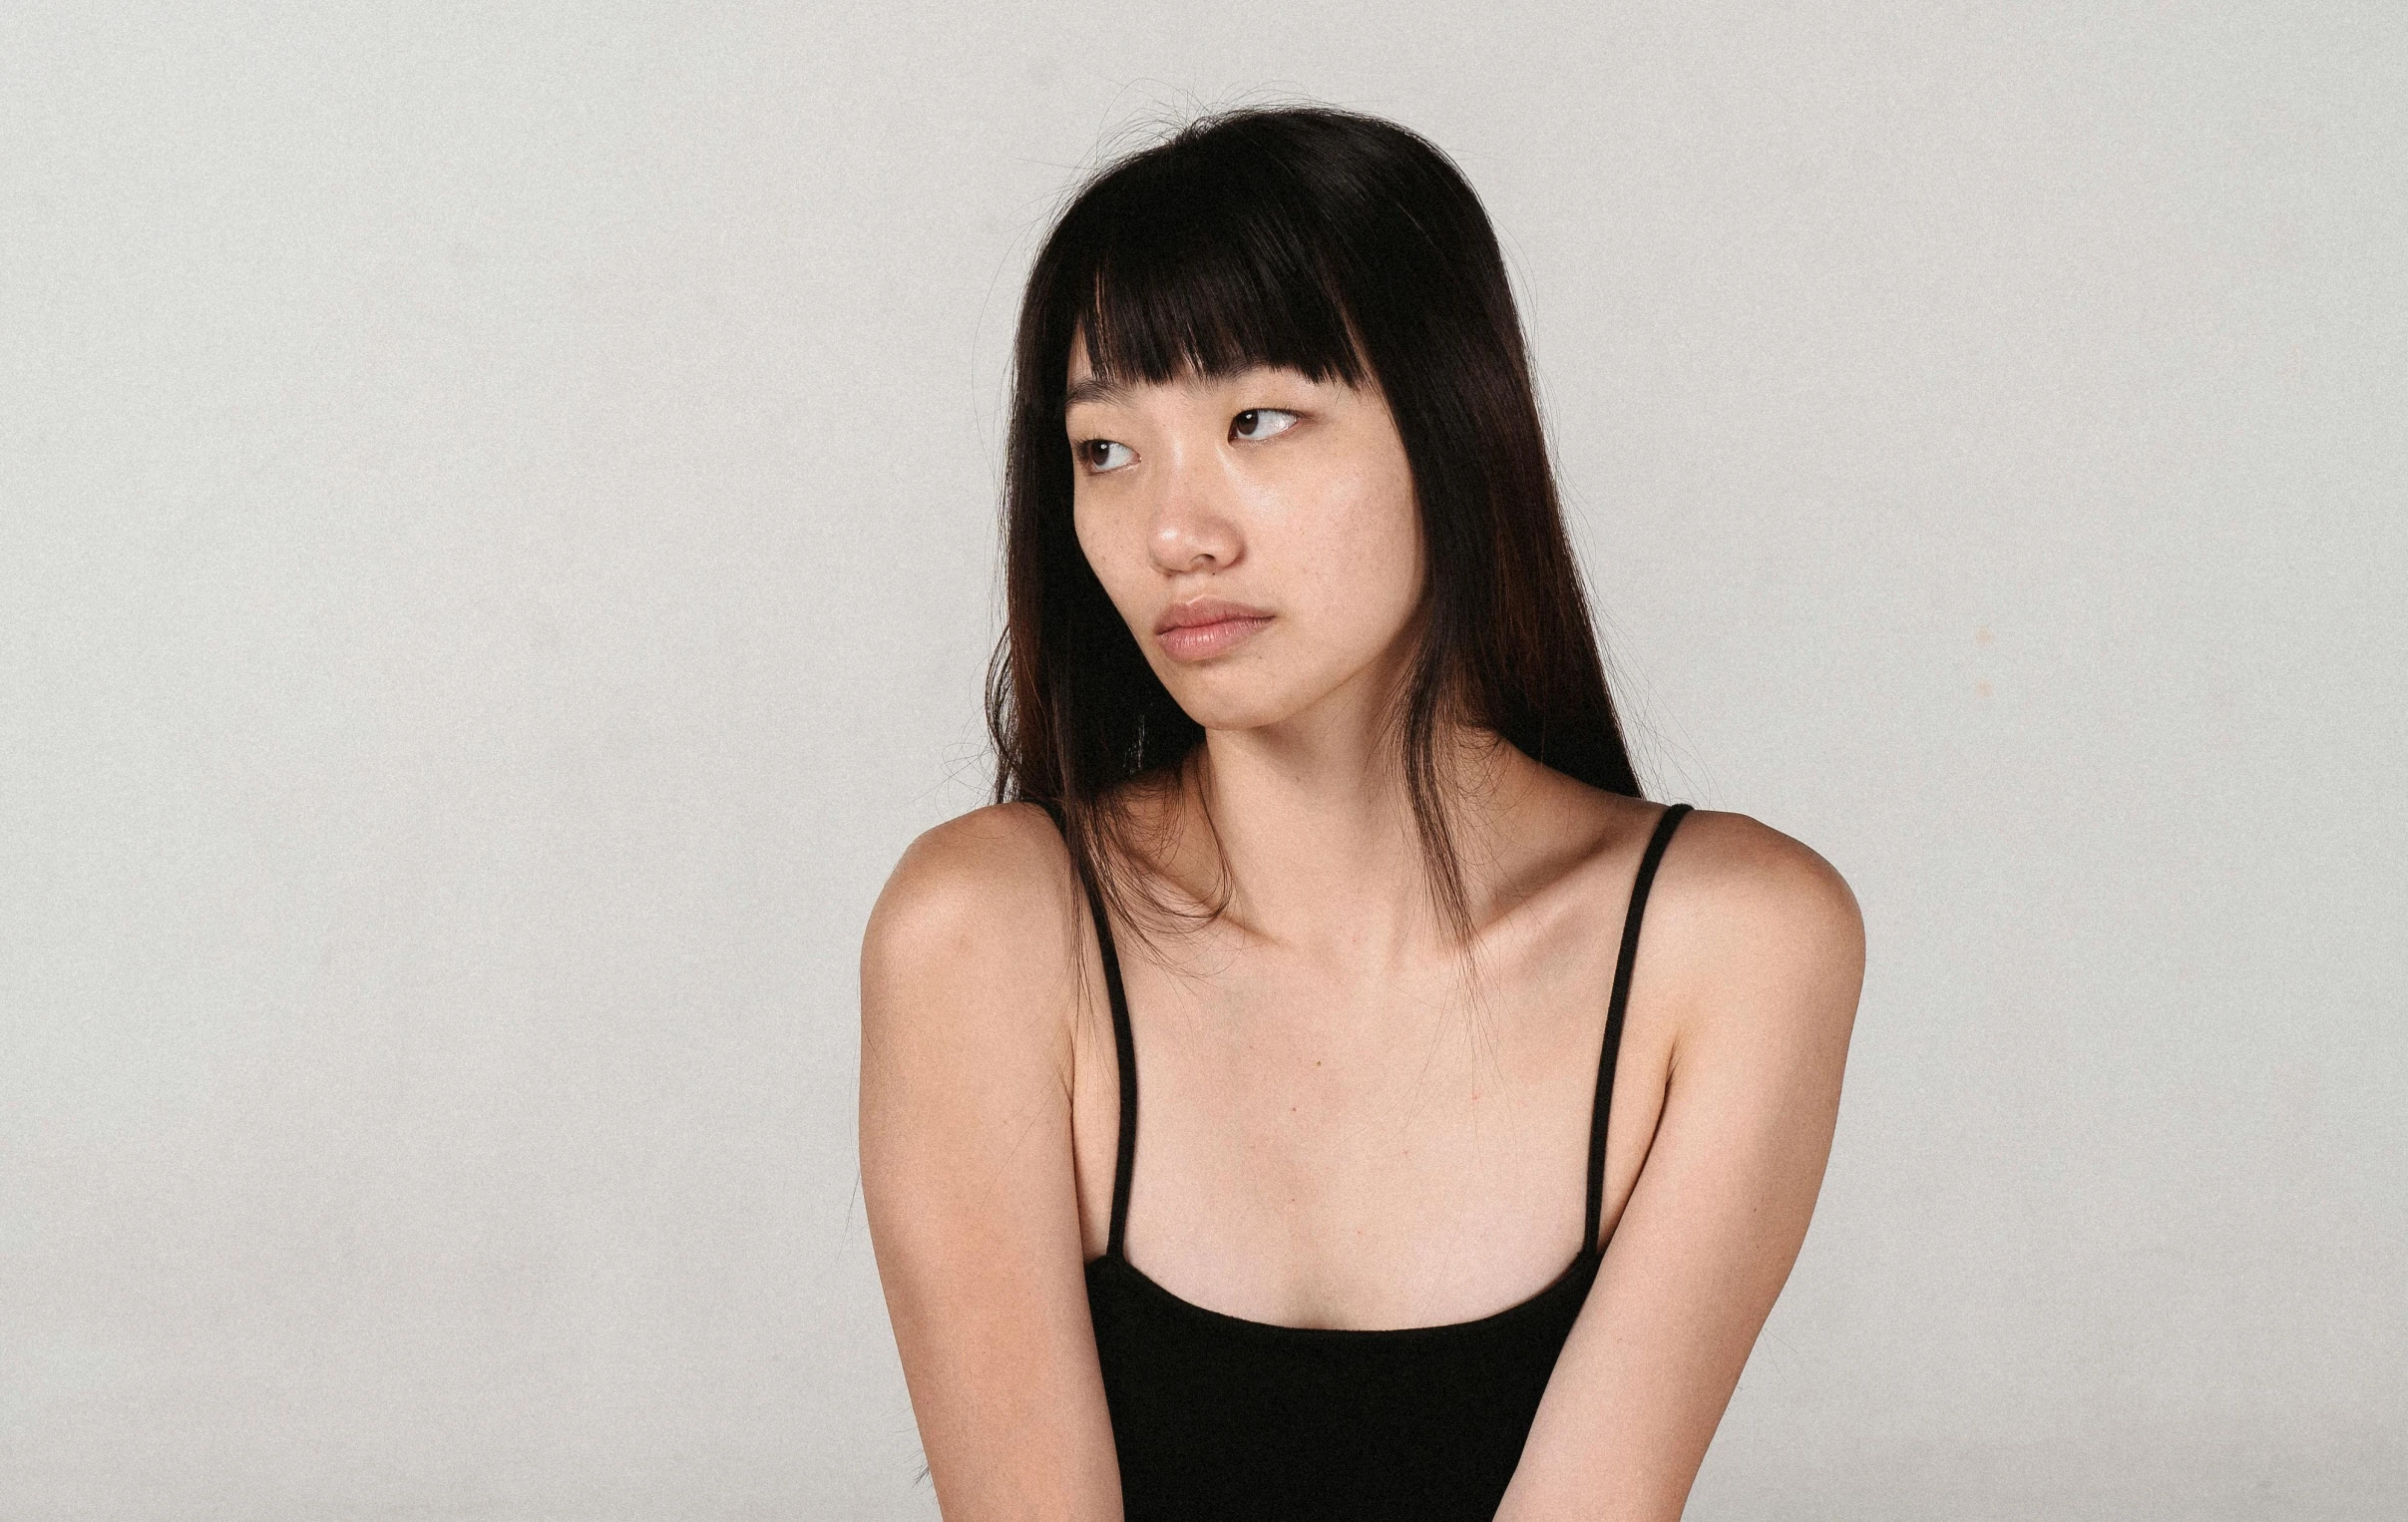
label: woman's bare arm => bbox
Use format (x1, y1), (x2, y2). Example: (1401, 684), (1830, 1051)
(1498, 812), (1865, 1520)
(859, 804), (1124, 1520)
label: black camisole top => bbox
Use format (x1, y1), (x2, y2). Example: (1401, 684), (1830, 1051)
(1060, 801), (1693, 1521)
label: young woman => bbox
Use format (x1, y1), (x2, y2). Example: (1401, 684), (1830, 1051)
(859, 107), (1864, 1521)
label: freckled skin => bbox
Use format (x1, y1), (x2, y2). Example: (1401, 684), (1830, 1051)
(1064, 347), (1425, 736)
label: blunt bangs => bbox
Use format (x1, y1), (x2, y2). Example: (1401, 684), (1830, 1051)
(1051, 144), (1369, 392)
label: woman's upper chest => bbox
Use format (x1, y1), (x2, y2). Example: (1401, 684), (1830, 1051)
(1065, 856), (1682, 1330)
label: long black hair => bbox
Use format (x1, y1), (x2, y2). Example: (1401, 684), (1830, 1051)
(987, 105), (1641, 950)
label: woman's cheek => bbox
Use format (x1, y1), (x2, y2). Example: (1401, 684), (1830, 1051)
(1332, 478), (1421, 607)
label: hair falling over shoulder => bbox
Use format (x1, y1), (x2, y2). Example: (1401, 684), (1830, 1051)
(986, 105), (1642, 957)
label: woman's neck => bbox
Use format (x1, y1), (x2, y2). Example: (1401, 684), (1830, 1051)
(1176, 713), (1530, 968)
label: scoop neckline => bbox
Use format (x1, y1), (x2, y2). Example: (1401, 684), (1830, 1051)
(1083, 1246), (1602, 1343)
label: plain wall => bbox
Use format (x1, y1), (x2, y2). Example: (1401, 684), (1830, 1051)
(4, 2), (2402, 1517)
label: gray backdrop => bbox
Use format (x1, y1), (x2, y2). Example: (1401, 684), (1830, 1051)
(4, 3), (2401, 1517)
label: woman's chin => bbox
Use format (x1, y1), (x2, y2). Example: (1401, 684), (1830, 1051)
(1166, 689), (1306, 735)
(1162, 653), (1414, 739)
(1168, 678), (1370, 738)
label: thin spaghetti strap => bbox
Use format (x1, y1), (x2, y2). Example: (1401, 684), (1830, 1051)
(1034, 800), (1140, 1263)
(1584, 802), (1693, 1255)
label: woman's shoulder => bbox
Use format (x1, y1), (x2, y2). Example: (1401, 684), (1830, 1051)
(1638, 804), (1865, 1040)
(1530, 771), (1855, 926)
(865, 800), (1079, 952)
(1653, 805), (1857, 920)
(859, 802), (1086, 1044)
(1527, 778), (1861, 1026)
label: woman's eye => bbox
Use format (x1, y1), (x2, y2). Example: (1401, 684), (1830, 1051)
(1231, 408), (1300, 442)
(1079, 439), (1134, 473)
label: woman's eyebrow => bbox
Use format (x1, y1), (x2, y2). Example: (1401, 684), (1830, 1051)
(1064, 375), (1131, 410)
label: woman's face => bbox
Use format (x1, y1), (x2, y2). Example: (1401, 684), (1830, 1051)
(1065, 344), (1424, 736)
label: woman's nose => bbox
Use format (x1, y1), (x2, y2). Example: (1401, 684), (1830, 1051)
(1147, 447), (1244, 573)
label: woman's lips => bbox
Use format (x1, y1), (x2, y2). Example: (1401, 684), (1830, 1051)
(1156, 612), (1273, 662)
